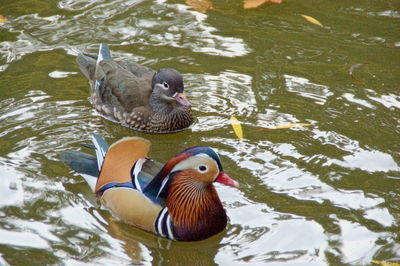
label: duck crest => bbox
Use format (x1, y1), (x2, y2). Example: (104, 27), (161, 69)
(145, 146), (224, 196)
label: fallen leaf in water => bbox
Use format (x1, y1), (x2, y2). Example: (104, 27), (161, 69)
(256, 123), (311, 131)
(349, 62), (370, 84)
(186, 0), (214, 13)
(244, 0), (282, 9)
(0, 15), (8, 24)
(230, 116), (243, 139)
(301, 14), (323, 27)
(372, 260), (400, 266)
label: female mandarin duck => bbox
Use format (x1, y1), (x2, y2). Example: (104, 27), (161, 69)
(76, 44), (193, 133)
(60, 135), (239, 241)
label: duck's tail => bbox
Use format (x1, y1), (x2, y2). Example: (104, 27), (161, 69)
(97, 43), (112, 62)
(94, 43), (112, 92)
(60, 134), (109, 191)
(76, 43), (112, 94)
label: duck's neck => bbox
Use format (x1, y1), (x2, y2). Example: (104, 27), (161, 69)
(150, 95), (173, 114)
(149, 94), (191, 115)
(166, 175), (227, 241)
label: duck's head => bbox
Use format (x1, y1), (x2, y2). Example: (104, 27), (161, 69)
(160, 146), (238, 240)
(168, 146), (238, 188)
(156, 146), (239, 200)
(151, 68), (191, 108)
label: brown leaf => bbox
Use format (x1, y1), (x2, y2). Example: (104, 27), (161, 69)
(244, 0), (282, 9)
(0, 15), (8, 24)
(349, 62), (370, 84)
(186, 0), (214, 13)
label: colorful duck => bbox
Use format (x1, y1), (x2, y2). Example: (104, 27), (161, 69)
(60, 135), (239, 241)
(76, 44), (193, 133)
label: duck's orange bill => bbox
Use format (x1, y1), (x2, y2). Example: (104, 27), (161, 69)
(215, 172), (239, 188)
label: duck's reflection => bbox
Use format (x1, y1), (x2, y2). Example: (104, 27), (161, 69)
(106, 216), (225, 265)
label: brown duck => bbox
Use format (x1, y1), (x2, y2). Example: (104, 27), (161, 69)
(76, 44), (193, 133)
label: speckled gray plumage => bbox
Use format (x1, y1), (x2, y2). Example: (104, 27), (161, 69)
(76, 46), (193, 133)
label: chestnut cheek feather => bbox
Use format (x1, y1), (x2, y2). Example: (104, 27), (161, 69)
(215, 172), (239, 188)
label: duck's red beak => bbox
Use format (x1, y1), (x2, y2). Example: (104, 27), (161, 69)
(174, 93), (191, 106)
(215, 172), (239, 188)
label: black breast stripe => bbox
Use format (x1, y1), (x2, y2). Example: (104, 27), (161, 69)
(154, 208), (175, 240)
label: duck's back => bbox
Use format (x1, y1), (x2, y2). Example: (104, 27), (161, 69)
(77, 52), (155, 113)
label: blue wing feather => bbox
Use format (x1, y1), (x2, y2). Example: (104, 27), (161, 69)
(142, 172), (177, 205)
(60, 151), (99, 177)
(60, 135), (110, 191)
(130, 159), (168, 206)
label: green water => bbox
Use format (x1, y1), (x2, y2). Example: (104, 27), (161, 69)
(0, 0), (399, 265)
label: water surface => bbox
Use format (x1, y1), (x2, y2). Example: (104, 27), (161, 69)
(0, 0), (399, 265)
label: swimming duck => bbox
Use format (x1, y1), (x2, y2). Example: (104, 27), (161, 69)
(76, 44), (193, 133)
(60, 135), (239, 241)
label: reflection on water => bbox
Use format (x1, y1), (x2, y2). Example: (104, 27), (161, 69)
(284, 75), (332, 105)
(0, 0), (250, 73)
(0, 0), (399, 265)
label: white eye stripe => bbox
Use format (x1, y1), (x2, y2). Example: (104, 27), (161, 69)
(155, 83), (169, 91)
(169, 153), (221, 181)
(162, 82), (169, 90)
(170, 153), (213, 173)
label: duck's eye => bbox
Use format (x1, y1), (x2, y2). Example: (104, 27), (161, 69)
(163, 82), (169, 90)
(198, 165), (208, 173)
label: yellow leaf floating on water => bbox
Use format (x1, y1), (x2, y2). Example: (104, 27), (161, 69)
(273, 123), (311, 129)
(230, 116), (243, 139)
(372, 260), (400, 266)
(0, 15), (8, 24)
(301, 14), (323, 27)
(257, 123), (311, 131)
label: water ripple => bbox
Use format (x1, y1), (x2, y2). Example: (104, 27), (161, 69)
(0, 0), (399, 264)
(0, 0), (250, 72)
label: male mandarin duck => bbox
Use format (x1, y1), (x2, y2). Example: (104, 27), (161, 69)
(60, 135), (239, 241)
(76, 44), (193, 133)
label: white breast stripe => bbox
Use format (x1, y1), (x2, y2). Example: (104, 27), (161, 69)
(132, 158), (146, 192)
(156, 176), (170, 198)
(157, 208), (168, 238)
(166, 215), (175, 240)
